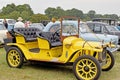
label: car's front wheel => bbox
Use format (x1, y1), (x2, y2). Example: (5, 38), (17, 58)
(102, 50), (115, 71)
(73, 55), (101, 80)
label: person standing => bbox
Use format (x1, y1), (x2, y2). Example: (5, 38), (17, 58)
(14, 17), (25, 28)
(3, 18), (8, 29)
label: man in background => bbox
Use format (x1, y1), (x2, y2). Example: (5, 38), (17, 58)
(14, 17), (25, 28)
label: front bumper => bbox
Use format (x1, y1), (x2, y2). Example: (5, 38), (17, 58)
(107, 45), (120, 52)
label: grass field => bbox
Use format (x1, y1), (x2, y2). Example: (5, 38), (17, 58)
(0, 48), (120, 80)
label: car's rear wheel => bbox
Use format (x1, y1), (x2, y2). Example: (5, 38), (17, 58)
(102, 50), (115, 71)
(73, 55), (101, 80)
(6, 47), (24, 68)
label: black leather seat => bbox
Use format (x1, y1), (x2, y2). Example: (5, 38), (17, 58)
(14, 27), (41, 42)
(37, 32), (62, 48)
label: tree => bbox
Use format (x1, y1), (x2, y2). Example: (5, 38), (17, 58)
(45, 7), (84, 19)
(45, 7), (56, 19)
(7, 11), (20, 19)
(94, 14), (103, 18)
(21, 11), (31, 20)
(87, 10), (96, 19)
(16, 4), (33, 15)
(55, 7), (65, 18)
(0, 3), (34, 21)
(66, 8), (84, 19)
(1, 3), (16, 15)
(103, 14), (119, 20)
(83, 14), (91, 21)
(29, 14), (49, 23)
(0, 4), (119, 22)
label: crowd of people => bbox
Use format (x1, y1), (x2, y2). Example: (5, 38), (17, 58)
(3, 17), (31, 29)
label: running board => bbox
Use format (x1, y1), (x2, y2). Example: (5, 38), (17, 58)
(29, 48), (40, 53)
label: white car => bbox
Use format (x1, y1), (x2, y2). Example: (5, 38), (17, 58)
(0, 22), (8, 43)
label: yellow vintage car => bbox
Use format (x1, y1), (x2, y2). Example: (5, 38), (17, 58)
(4, 17), (115, 80)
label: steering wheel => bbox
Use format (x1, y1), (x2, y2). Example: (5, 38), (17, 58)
(52, 29), (61, 42)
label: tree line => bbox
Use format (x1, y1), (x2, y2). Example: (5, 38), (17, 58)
(0, 3), (119, 23)
(0, 3), (49, 23)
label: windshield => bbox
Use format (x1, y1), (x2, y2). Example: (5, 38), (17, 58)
(79, 23), (92, 33)
(7, 19), (16, 24)
(47, 21), (78, 35)
(45, 21), (101, 36)
(106, 25), (118, 31)
(7, 25), (14, 31)
(62, 23), (77, 34)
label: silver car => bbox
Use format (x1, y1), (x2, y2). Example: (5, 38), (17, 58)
(87, 22), (120, 44)
(29, 23), (44, 31)
(44, 21), (119, 52)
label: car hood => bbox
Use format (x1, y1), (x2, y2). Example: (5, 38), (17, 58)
(64, 36), (104, 51)
(80, 33), (118, 44)
(111, 31), (120, 38)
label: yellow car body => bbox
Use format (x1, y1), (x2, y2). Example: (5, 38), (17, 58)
(4, 17), (115, 80)
(7, 34), (105, 63)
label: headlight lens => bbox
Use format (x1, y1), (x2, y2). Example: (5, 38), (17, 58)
(100, 40), (105, 48)
(98, 48), (106, 62)
(102, 48), (107, 60)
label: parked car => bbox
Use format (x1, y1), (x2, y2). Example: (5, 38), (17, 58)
(116, 26), (120, 31)
(4, 17), (115, 80)
(87, 22), (120, 45)
(0, 19), (16, 31)
(0, 22), (8, 43)
(40, 20), (50, 26)
(29, 23), (44, 31)
(92, 18), (117, 26)
(7, 24), (14, 31)
(44, 21), (119, 52)
(80, 22), (119, 52)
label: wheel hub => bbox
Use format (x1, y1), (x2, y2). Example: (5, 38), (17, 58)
(84, 66), (90, 72)
(13, 56), (16, 60)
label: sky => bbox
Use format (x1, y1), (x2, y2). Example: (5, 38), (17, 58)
(0, 0), (120, 16)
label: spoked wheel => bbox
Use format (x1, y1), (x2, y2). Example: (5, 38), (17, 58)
(73, 55), (101, 80)
(102, 50), (115, 71)
(6, 47), (24, 68)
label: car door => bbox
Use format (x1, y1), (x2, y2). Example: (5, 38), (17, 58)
(94, 23), (103, 33)
(0, 23), (8, 43)
(87, 23), (94, 32)
(103, 25), (110, 34)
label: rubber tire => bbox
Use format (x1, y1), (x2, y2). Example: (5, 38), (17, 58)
(73, 55), (101, 80)
(6, 47), (24, 68)
(102, 50), (115, 71)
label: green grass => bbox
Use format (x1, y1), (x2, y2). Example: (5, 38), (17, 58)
(0, 48), (120, 80)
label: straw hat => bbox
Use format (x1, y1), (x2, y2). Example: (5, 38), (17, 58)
(17, 17), (23, 21)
